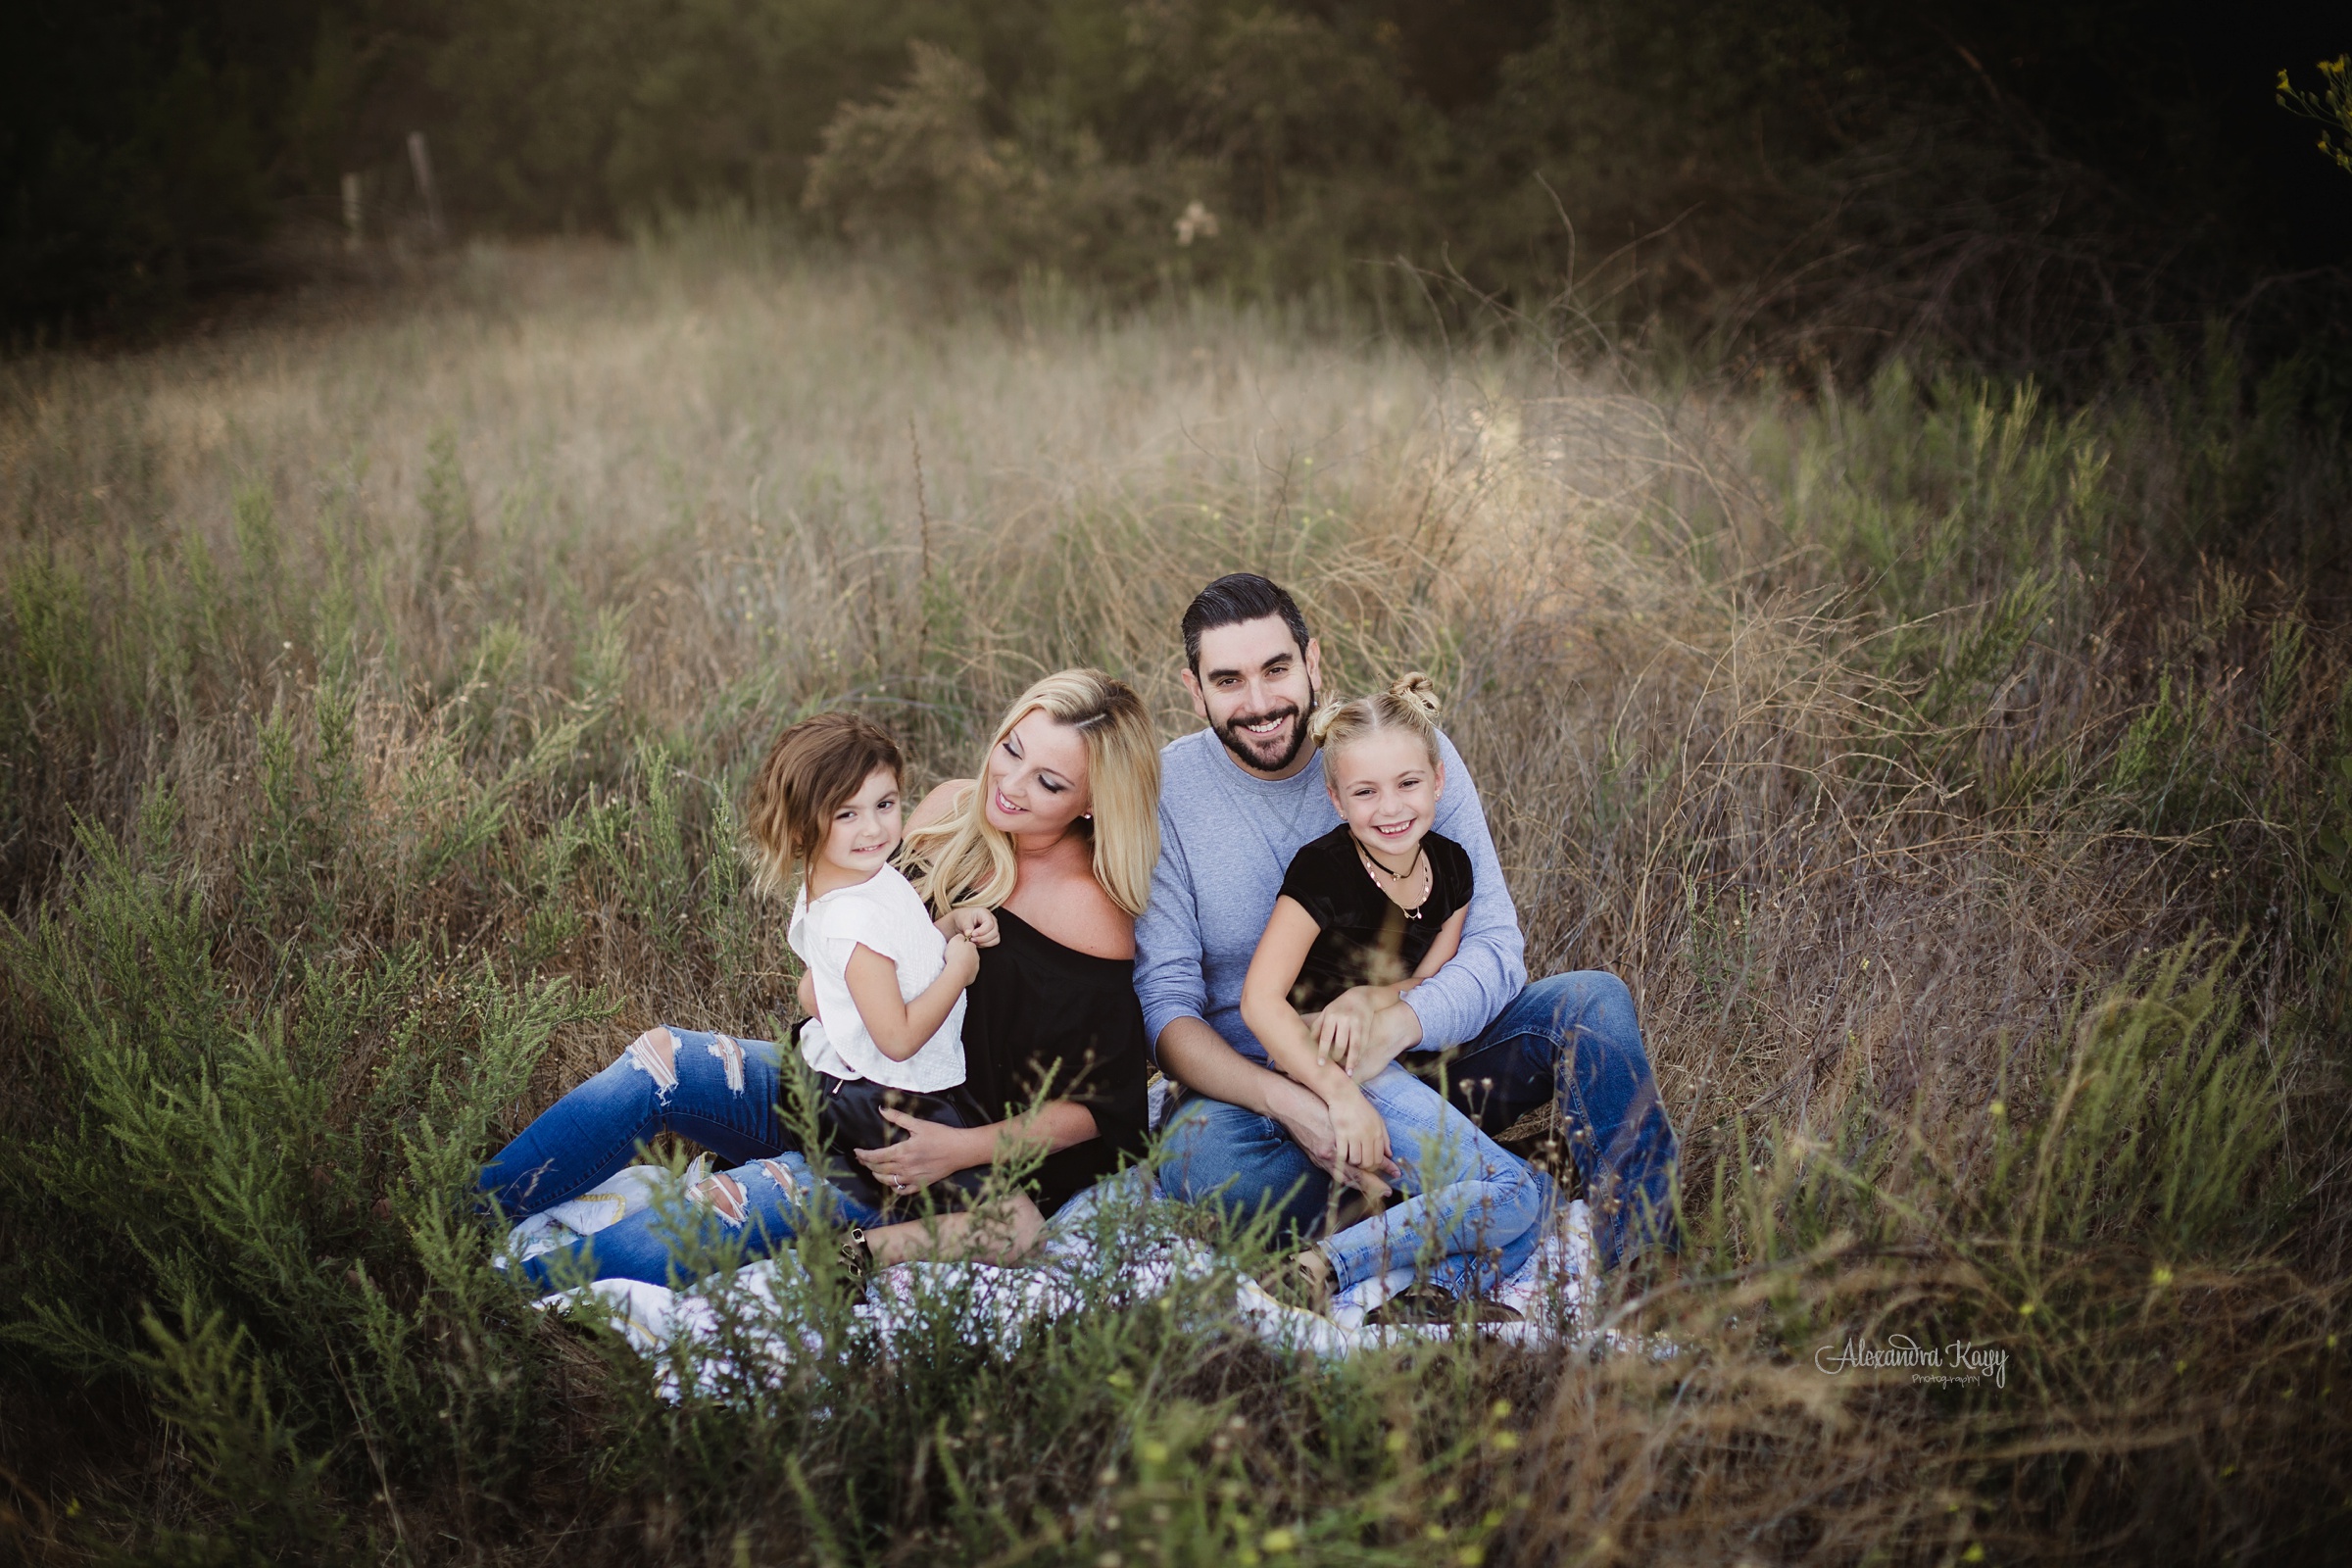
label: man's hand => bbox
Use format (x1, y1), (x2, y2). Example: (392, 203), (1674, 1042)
(1324, 1078), (1392, 1173)
(1157, 1014), (1397, 1199)
(1263, 1075), (1396, 1200)
(1261, 1072), (1338, 1165)
(1346, 995), (1425, 1084)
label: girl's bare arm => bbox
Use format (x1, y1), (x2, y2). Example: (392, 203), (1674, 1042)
(843, 938), (978, 1061)
(1239, 897), (1391, 1169)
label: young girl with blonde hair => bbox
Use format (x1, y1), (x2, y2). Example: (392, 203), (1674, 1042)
(1238, 673), (1540, 1319)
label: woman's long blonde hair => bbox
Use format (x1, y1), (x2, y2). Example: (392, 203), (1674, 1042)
(905, 669), (1161, 917)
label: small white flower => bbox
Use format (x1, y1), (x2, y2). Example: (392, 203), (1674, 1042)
(1175, 200), (1219, 246)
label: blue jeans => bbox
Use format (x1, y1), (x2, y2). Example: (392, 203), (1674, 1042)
(478, 1025), (885, 1292)
(1157, 1070), (1540, 1297)
(1317, 1066), (1541, 1295)
(1157, 971), (1679, 1268)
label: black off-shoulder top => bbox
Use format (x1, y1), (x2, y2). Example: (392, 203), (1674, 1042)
(957, 906), (1151, 1214)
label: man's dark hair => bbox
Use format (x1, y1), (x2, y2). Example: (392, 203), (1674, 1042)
(1181, 573), (1313, 673)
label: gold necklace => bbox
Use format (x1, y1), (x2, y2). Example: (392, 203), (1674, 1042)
(1356, 841), (1431, 917)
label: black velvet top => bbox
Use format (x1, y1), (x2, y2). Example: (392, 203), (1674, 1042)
(957, 907), (1151, 1215)
(1276, 824), (1474, 1014)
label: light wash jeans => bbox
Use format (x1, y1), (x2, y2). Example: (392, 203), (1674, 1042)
(1159, 1063), (1541, 1296)
(1157, 970), (1680, 1268)
(478, 1025), (886, 1292)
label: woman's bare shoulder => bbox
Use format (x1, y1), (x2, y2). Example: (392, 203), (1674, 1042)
(908, 778), (974, 832)
(1006, 858), (1136, 960)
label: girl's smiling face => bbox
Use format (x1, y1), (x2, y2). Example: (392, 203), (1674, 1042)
(983, 710), (1093, 839)
(816, 765), (905, 881)
(1327, 728), (1445, 860)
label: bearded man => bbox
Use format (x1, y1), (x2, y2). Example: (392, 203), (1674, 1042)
(1135, 572), (1679, 1267)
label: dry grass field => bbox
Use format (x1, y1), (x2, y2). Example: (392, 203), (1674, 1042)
(1, 232), (2347, 1564)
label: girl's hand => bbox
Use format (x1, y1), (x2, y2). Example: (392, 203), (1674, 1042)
(855, 1108), (982, 1195)
(1325, 1082), (1392, 1175)
(1315, 1006), (1361, 1071)
(943, 931), (981, 988)
(1347, 1008), (1414, 1084)
(1315, 988), (1384, 1069)
(942, 906), (1001, 948)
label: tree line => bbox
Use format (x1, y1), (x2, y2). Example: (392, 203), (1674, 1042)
(5, 0), (2347, 385)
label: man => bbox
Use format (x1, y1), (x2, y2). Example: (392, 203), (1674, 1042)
(1136, 572), (1679, 1268)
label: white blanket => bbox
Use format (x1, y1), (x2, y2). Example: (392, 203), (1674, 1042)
(515, 1165), (1610, 1396)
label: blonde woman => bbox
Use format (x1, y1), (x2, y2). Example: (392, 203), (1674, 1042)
(480, 669), (1160, 1292)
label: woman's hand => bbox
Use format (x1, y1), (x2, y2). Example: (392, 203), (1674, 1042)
(1324, 1080), (1392, 1176)
(855, 1108), (985, 1196)
(939, 905), (1001, 948)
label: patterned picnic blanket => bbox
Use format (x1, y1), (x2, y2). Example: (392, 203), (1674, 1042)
(515, 1164), (1604, 1395)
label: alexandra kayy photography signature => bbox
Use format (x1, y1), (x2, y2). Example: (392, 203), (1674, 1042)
(1814, 1335), (2009, 1390)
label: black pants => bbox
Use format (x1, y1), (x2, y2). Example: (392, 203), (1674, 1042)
(805, 1070), (990, 1219)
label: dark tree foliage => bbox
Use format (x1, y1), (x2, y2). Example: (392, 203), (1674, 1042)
(5, 0), (2347, 374)
(6, 2), (310, 332)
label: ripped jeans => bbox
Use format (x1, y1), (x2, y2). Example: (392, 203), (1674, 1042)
(478, 1025), (885, 1292)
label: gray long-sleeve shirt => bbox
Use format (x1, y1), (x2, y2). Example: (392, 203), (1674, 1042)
(1133, 725), (1528, 1066)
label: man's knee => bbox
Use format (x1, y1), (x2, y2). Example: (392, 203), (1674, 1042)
(1577, 969), (1636, 1017)
(1522, 969), (1635, 1030)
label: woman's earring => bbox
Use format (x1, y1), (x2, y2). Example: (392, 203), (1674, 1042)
(1082, 812), (1093, 820)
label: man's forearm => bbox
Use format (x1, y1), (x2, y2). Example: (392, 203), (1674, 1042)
(1382, 996), (1429, 1053)
(1154, 1014), (1291, 1116)
(1158, 1014), (1389, 1186)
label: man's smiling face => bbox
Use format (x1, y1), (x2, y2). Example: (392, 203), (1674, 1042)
(1183, 615), (1322, 777)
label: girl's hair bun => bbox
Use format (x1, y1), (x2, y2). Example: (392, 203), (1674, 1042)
(1313, 670), (1445, 785)
(1388, 670), (1440, 718)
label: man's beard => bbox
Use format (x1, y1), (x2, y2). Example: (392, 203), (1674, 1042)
(1212, 685), (1319, 773)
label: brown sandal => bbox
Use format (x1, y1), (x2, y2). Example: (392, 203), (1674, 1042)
(837, 1226), (875, 1299)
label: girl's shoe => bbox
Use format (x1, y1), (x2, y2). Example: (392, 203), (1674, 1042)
(1366, 1286), (1524, 1326)
(837, 1226), (876, 1299)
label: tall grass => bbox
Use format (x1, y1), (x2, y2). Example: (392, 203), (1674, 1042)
(0, 235), (2345, 1564)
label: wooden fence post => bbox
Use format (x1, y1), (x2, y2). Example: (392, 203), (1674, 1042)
(407, 132), (445, 245)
